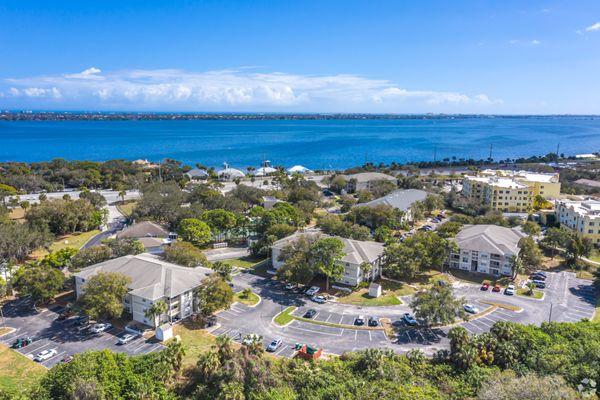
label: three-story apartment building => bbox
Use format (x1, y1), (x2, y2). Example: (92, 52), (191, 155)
(556, 198), (600, 245)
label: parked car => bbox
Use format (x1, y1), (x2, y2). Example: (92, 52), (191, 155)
(11, 337), (32, 349)
(266, 338), (283, 352)
(117, 333), (138, 345)
(90, 323), (112, 334)
(368, 317), (379, 327)
(432, 218), (441, 223)
(305, 286), (320, 296)
(56, 309), (74, 321)
(303, 309), (317, 319)
(533, 271), (547, 278)
(354, 315), (365, 326)
(402, 313), (418, 326)
(72, 315), (90, 326)
(492, 284), (501, 292)
(34, 349), (57, 362)
(61, 355), (74, 363)
(463, 304), (479, 314)
(505, 284), (515, 295)
(530, 273), (546, 281)
(532, 279), (546, 289)
(311, 295), (326, 304)
(481, 282), (490, 291)
(284, 283), (294, 290)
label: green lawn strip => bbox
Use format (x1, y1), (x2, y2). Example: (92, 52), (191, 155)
(233, 291), (260, 306)
(593, 298), (600, 323)
(222, 256), (266, 269)
(516, 288), (544, 299)
(173, 321), (224, 368)
(116, 201), (137, 217)
(31, 229), (101, 259)
(336, 289), (402, 306)
(274, 306), (296, 326)
(0, 344), (46, 393)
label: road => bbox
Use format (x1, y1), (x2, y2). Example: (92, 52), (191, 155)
(210, 269), (596, 357)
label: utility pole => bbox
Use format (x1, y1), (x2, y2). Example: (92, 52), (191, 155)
(489, 144), (493, 160)
(548, 303), (553, 323)
(556, 143), (560, 157)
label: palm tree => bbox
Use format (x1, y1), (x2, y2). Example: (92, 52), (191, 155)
(219, 382), (244, 400)
(360, 261), (373, 282)
(118, 188), (127, 204)
(526, 282), (536, 296)
(197, 350), (221, 380)
(215, 335), (234, 362)
(144, 300), (168, 327)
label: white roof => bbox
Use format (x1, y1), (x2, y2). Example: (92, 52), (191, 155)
(218, 168), (245, 178)
(356, 189), (428, 211)
(287, 165), (313, 174)
(557, 199), (600, 218)
(255, 166), (277, 176)
(465, 175), (528, 189)
(479, 169), (559, 184)
(340, 172), (397, 183)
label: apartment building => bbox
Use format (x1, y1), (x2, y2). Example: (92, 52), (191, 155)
(556, 198), (600, 244)
(271, 230), (385, 286)
(355, 189), (428, 222)
(448, 224), (526, 276)
(462, 169), (561, 212)
(337, 172), (397, 193)
(74, 254), (212, 327)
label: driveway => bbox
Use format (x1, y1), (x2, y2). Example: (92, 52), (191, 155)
(0, 299), (163, 368)
(209, 269), (596, 357)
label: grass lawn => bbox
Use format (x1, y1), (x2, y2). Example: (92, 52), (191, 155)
(30, 229), (101, 259)
(576, 269), (596, 280)
(337, 289), (402, 306)
(7, 207), (25, 220)
(589, 249), (600, 263)
(0, 344), (46, 393)
(593, 298), (600, 323)
(516, 288), (544, 299)
(273, 306), (296, 326)
(234, 290), (260, 306)
(222, 256), (266, 270)
(173, 321), (226, 368)
(116, 201), (137, 217)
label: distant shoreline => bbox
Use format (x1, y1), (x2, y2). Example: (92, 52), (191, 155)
(2, 111), (600, 122)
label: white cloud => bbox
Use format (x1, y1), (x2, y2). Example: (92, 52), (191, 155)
(531, 39), (541, 45)
(2, 67), (500, 111)
(585, 22), (600, 32)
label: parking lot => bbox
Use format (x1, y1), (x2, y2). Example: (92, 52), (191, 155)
(1, 299), (164, 368)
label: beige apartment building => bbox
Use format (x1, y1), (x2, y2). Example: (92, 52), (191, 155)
(462, 169), (561, 212)
(556, 199), (600, 245)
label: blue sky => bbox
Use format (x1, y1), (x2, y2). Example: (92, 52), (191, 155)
(1, 1), (599, 114)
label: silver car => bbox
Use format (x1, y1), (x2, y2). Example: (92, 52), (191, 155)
(34, 348), (58, 362)
(117, 333), (138, 345)
(266, 338), (283, 352)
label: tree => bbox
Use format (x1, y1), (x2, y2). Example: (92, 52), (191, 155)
(0, 183), (17, 206)
(70, 245), (113, 270)
(565, 234), (592, 266)
(201, 209), (237, 237)
(25, 198), (107, 235)
(41, 247), (78, 269)
(384, 232), (454, 279)
(526, 281), (536, 296)
(13, 263), (65, 304)
(422, 194), (443, 216)
(144, 299), (168, 327)
(517, 236), (543, 271)
(104, 237), (144, 257)
(195, 274), (234, 316)
(521, 221), (541, 236)
(437, 221), (463, 238)
(309, 237), (345, 291)
(0, 221), (52, 263)
(163, 241), (208, 267)
(177, 218), (212, 246)
(275, 234), (318, 285)
(212, 261), (234, 282)
(410, 281), (466, 326)
(79, 190), (107, 208)
(477, 371), (577, 400)
(76, 272), (131, 320)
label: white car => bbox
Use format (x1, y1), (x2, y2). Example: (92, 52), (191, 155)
(266, 338), (283, 352)
(90, 323), (112, 334)
(505, 284), (515, 296)
(463, 304), (479, 314)
(284, 283), (294, 290)
(117, 333), (138, 345)
(34, 348), (58, 362)
(311, 295), (326, 304)
(306, 286), (320, 296)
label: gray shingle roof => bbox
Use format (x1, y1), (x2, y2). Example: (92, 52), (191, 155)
(186, 168), (209, 178)
(272, 230), (384, 264)
(74, 254), (212, 301)
(356, 189), (428, 211)
(117, 221), (169, 239)
(453, 225), (526, 256)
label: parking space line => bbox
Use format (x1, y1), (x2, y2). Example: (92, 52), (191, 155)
(42, 351), (65, 366)
(287, 324), (341, 337)
(368, 330), (372, 341)
(354, 330), (358, 341)
(565, 309), (592, 318)
(325, 314), (332, 323)
(23, 341), (52, 356)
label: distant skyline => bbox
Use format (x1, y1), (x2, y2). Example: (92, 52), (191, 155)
(1, 1), (599, 114)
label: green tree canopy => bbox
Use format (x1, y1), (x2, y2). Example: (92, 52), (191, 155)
(195, 274), (234, 316)
(177, 218), (212, 246)
(13, 263), (65, 304)
(76, 272), (131, 320)
(410, 281), (466, 326)
(163, 241), (208, 267)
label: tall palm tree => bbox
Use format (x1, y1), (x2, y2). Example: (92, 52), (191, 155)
(197, 350), (221, 380)
(215, 335), (234, 362)
(144, 300), (168, 327)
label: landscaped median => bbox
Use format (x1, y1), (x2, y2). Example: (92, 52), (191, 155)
(233, 290), (261, 307)
(273, 306), (385, 330)
(516, 288), (544, 300)
(478, 299), (523, 312)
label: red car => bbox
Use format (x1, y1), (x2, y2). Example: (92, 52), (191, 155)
(481, 283), (490, 291)
(492, 284), (501, 292)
